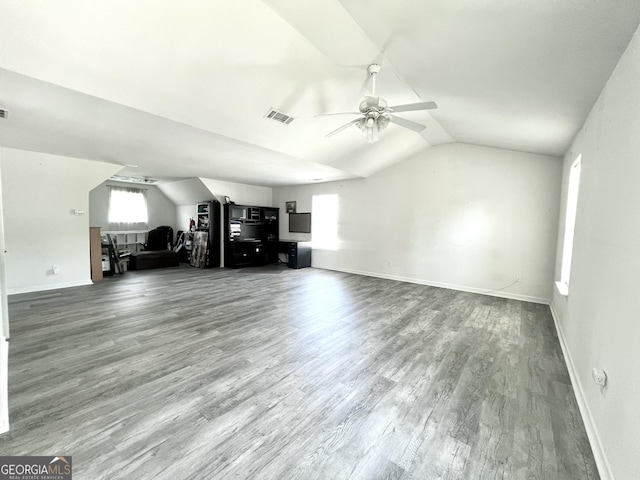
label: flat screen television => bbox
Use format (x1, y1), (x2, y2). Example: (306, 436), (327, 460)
(289, 212), (311, 233)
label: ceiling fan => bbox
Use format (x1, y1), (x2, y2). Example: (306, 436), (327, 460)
(317, 64), (437, 143)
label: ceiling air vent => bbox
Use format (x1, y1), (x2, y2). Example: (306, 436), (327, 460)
(0, 109), (8, 119)
(264, 108), (294, 125)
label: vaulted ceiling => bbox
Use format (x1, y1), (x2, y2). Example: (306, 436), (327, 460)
(1, 1), (639, 186)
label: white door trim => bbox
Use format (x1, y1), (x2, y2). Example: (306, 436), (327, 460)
(0, 157), (9, 434)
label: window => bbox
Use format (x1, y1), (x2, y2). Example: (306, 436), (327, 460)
(556, 154), (582, 296)
(108, 187), (148, 225)
(312, 194), (338, 250)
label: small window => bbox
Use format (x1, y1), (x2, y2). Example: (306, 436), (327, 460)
(108, 187), (148, 225)
(312, 194), (338, 250)
(556, 154), (582, 296)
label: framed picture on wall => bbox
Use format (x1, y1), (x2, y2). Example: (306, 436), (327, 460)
(286, 201), (297, 214)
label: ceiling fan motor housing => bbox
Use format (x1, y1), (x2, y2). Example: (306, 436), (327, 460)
(359, 97), (387, 113)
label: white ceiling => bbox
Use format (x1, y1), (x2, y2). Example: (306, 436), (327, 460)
(1, 0), (639, 187)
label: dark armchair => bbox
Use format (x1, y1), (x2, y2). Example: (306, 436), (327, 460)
(129, 227), (179, 270)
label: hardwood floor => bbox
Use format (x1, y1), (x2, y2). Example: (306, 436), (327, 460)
(0, 265), (598, 479)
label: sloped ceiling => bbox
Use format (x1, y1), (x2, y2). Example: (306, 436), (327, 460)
(156, 178), (214, 207)
(1, 1), (639, 187)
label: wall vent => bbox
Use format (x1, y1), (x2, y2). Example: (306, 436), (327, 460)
(264, 108), (294, 125)
(0, 109), (7, 119)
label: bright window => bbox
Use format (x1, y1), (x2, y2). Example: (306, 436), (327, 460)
(108, 187), (148, 224)
(556, 154), (582, 296)
(312, 194), (338, 250)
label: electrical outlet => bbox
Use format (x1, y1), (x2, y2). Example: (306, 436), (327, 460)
(592, 367), (607, 386)
(52, 265), (60, 275)
(516, 275), (521, 282)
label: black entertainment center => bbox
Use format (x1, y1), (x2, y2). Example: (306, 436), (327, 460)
(223, 203), (279, 268)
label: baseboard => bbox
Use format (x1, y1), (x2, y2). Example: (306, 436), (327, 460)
(7, 279), (93, 296)
(549, 303), (614, 480)
(315, 265), (549, 304)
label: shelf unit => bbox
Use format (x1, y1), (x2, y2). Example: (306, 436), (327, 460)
(194, 200), (221, 268)
(101, 230), (147, 254)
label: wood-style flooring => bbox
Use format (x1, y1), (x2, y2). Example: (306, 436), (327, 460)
(0, 265), (598, 479)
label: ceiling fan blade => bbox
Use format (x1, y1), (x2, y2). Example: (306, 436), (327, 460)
(387, 115), (426, 132)
(326, 118), (361, 137)
(387, 101), (437, 113)
(314, 112), (360, 117)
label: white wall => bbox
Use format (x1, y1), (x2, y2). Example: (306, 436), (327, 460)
(0, 148), (120, 294)
(550, 24), (640, 480)
(158, 178), (214, 209)
(89, 180), (178, 235)
(274, 143), (562, 303)
(199, 177), (272, 207)
(176, 205), (197, 237)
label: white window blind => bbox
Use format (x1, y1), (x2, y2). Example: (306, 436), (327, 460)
(108, 187), (149, 225)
